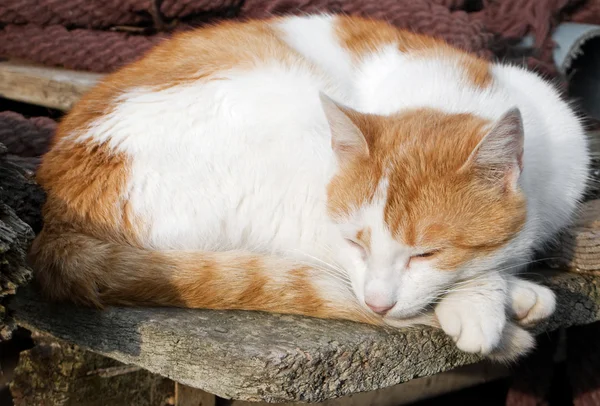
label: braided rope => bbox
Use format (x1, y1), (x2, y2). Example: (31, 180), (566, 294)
(0, 24), (164, 72)
(0, 0), (154, 28)
(0, 0), (597, 76)
(569, 0), (600, 24)
(160, 0), (242, 19)
(0, 112), (56, 157)
(240, 0), (494, 56)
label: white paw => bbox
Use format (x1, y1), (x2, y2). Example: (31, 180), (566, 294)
(509, 279), (556, 326)
(435, 298), (506, 355)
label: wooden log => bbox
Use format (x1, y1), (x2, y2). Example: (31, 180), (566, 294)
(227, 362), (509, 406)
(549, 199), (600, 274)
(8, 270), (600, 403)
(0, 59), (101, 111)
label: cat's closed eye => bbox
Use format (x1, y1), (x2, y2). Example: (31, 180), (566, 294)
(414, 251), (437, 258)
(346, 238), (367, 258)
(408, 250), (441, 266)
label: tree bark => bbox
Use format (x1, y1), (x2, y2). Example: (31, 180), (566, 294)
(0, 140), (45, 341)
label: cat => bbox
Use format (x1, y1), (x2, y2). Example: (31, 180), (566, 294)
(29, 14), (589, 361)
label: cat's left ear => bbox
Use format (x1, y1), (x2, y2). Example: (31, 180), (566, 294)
(319, 92), (370, 163)
(461, 108), (524, 191)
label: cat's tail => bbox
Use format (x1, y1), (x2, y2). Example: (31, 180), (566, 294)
(28, 227), (379, 324)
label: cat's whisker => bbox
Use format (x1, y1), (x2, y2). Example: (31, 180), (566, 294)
(312, 245), (350, 272)
(307, 261), (351, 284)
(493, 257), (560, 274)
(286, 248), (350, 277)
(449, 257), (558, 288)
(315, 268), (353, 285)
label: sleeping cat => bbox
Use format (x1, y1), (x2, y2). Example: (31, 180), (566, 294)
(30, 14), (589, 360)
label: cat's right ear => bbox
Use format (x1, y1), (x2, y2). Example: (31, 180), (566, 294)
(460, 107), (524, 191)
(319, 92), (369, 162)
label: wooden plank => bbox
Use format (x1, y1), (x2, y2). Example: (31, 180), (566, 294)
(229, 362), (509, 406)
(9, 270), (600, 403)
(550, 199), (600, 274)
(175, 362), (509, 406)
(0, 59), (102, 111)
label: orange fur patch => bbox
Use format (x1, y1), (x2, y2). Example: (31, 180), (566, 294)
(147, 254), (376, 323)
(334, 15), (491, 89)
(172, 258), (327, 319)
(36, 140), (141, 245)
(458, 55), (492, 88)
(335, 15), (443, 56)
(356, 228), (372, 252)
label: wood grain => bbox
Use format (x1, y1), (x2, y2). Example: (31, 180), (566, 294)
(550, 199), (600, 274)
(0, 59), (101, 111)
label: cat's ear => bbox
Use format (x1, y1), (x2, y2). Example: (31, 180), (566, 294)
(319, 92), (369, 162)
(461, 108), (524, 190)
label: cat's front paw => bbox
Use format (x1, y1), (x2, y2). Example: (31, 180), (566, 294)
(435, 298), (506, 354)
(509, 278), (556, 326)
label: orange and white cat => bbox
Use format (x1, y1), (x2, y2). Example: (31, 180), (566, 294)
(30, 15), (589, 360)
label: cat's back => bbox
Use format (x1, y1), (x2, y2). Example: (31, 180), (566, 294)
(274, 14), (451, 103)
(38, 17), (348, 250)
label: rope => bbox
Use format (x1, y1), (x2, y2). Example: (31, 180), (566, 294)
(0, 0), (155, 28)
(0, 24), (164, 72)
(0, 0), (598, 76)
(0, 112), (56, 157)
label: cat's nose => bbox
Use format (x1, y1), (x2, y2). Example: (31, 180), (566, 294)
(365, 301), (396, 315)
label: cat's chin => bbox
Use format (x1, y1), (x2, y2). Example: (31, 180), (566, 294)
(383, 303), (429, 321)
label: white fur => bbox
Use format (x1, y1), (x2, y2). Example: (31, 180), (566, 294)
(70, 14), (588, 357)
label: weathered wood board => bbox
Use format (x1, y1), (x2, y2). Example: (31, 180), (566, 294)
(0, 59), (101, 111)
(551, 199), (600, 273)
(9, 270), (600, 403)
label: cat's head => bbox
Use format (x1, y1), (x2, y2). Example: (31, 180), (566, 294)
(321, 94), (526, 319)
